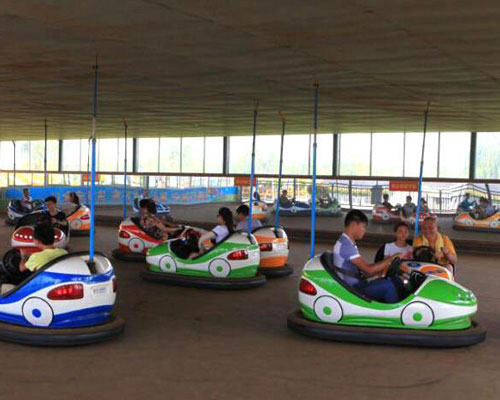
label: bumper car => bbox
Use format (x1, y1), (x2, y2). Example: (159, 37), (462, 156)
(273, 201), (311, 217)
(372, 204), (402, 223)
(315, 198), (342, 217)
(453, 210), (500, 233)
(11, 213), (69, 255)
(287, 251), (485, 347)
(402, 210), (437, 226)
(6, 200), (45, 226)
(133, 198), (173, 223)
(142, 231), (266, 289)
(112, 217), (206, 262)
(66, 205), (90, 236)
(252, 226), (291, 278)
(244, 201), (270, 221)
(0, 249), (124, 346)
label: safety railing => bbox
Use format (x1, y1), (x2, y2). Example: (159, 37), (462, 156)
(1, 171), (499, 212)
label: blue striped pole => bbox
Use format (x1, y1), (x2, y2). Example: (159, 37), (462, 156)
(415, 103), (430, 236)
(275, 111), (286, 231)
(248, 103), (258, 233)
(310, 84), (319, 259)
(123, 119), (128, 220)
(89, 60), (99, 262)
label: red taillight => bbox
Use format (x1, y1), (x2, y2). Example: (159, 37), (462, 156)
(259, 243), (273, 252)
(81, 214), (90, 220)
(119, 230), (131, 239)
(14, 227), (33, 241)
(228, 250), (249, 260)
(299, 279), (317, 296)
(112, 278), (117, 293)
(47, 283), (84, 300)
(54, 229), (63, 241)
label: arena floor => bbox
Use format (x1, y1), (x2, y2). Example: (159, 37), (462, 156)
(0, 220), (497, 399)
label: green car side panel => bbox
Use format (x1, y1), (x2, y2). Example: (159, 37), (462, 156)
(302, 270), (473, 330)
(148, 241), (259, 278)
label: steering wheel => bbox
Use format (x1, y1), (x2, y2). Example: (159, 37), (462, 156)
(0, 249), (30, 284)
(385, 256), (402, 277)
(407, 270), (427, 293)
(413, 246), (437, 263)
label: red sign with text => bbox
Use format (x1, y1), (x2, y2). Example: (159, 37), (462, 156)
(234, 176), (257, 186)
(389, 181), (419, 192)
(82, 173), (100, 184)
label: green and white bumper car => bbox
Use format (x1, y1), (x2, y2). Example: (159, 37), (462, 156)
(288, 251), (486, 347)
(142, 231), (266, 289)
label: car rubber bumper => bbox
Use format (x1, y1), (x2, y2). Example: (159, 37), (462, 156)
(258, 265), (293, 278)
(453, 224), (500, 233)
(0, 315), (125, 347)
(287, 310), (486, 348)
(112, 248), (146, 262)
(141, 269), (267, 290)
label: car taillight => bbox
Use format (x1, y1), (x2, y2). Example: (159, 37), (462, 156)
(299, 279), (317, 296)
(48, 283), (84, 300)
(112, 278), (117, 293)
(119, 230), (131, 239)
(259, 243), (273, 252)
(228, 250), (249, 260)
(81, 214), (90, 220)
(54, 229), (63, 241)
(14, 227), (33, 241)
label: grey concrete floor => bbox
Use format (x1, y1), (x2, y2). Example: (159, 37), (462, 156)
(0, 219), (498, 400)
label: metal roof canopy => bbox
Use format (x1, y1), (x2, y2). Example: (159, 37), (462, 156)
(2, 0), (500, 140)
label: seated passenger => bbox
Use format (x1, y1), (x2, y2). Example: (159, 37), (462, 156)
(189, 207), (234, 258)
(334, 210), (406, 303)
(413, 217), (457, 269)
(139, 188), (148, 201)
(235, 204), (262, 232)
(401, 196), (416, 218)
(253, 191), (261, 202)
(65, 191), (81, 213)
(383, 222), (413, 258)
(138, 198), (151, 219)
(381, 193), (394, 210)
(473, 197), (496, 219)
(21, 188), (33, 211)
(458, 192), (476, 212)
(44, 196), (68, 230)
(141, 202), (178, 240)
(420, 198), (430, 215)
(19, 224), (68, 273)
(278, 190), (293, 209)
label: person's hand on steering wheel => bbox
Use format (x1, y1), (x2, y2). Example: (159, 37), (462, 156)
(385, 255), (402, 277)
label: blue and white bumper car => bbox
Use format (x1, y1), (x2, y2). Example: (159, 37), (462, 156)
(6, 199), (45, 226)
(133, 197), (173, 222)
(0, 250), (124, 346)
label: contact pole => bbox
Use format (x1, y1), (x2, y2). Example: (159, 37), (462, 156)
(415, 103), (430, 236)
(86, 136), (91, 204)
(44, 119), (48, 186)
(248, 103), (258, 233)
(310, 83), (319, 259)
(89, 59), (99, 262)
(123, 118), (128, 220)
(275, 111), (286, 230)
(12, 141), (16, 188)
